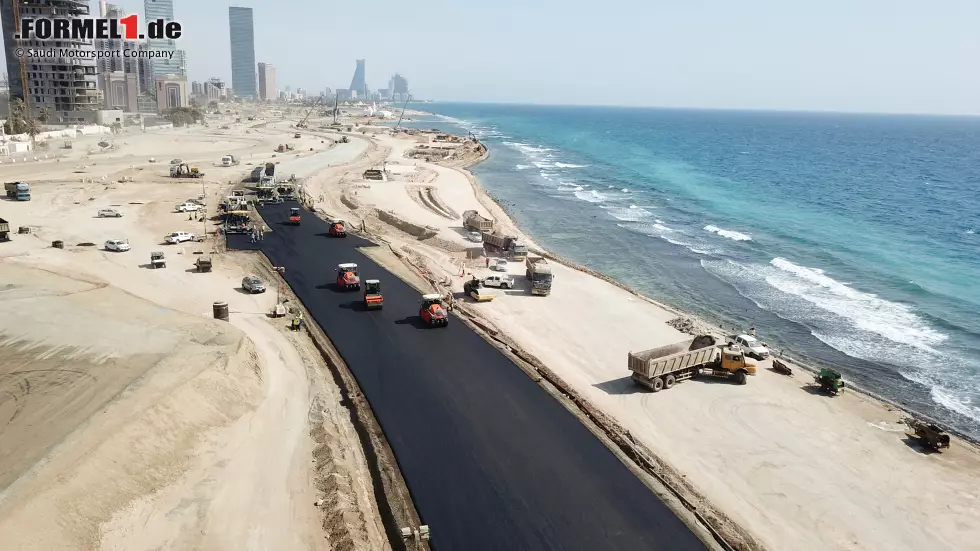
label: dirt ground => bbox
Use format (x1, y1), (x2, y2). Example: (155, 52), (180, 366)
(0, 112), (386, 550)
(303, 126), (980, 551)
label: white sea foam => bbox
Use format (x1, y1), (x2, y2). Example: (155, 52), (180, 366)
(704, 224), (752, 242)
(557, 182), (584, 192)
(533, 161), (552, 169)
(515, 164), (531, 170)
(503, 141), (553, 154)
(554, 162), (588, 168)
(621, 188), (630, 193)
(574, 189), (606, 203)
(605, 206), (653, 222)
(619, 222), (715, 255)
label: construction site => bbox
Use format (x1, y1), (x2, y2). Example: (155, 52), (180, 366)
(1, 98), (979, 551)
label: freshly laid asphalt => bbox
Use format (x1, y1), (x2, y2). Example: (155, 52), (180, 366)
(229, 201), (708, 551)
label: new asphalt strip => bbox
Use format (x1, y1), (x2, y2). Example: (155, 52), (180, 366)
(228, 201), (708, 551)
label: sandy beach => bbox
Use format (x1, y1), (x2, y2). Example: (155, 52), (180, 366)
(300, 116), (980, 551)
(0, 116), (385, 550)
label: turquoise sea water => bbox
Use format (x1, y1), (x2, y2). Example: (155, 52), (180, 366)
(410, 104), (980, 439)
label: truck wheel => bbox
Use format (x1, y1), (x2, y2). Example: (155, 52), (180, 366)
(734, 370), (748, 385)
(664, 374), (676, 389)
(651, 377), (664, 392)
(501, 283), (509, 289)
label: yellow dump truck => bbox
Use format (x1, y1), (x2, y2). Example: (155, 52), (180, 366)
(629, 335), (756, 391)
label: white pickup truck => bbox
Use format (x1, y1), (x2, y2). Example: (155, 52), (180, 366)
(482, 274), (514, 289)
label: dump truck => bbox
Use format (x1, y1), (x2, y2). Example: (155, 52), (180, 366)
(525, 256), (553, 296)
(288, 207), (301, 225)
(363, 169), (384, 180)
(4, 182), (30, 201)
(336, 263), (360, 290)
(905, 418), (951, 452)
(629, 335), (757, 391)
(463, 210), (494, 233)
(363, 279), (383, 310)
(420, 294), (448, 327)
(482, 232), (527, 259)
(0, 217), (10, 241)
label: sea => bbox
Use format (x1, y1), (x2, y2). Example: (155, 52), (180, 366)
(402, 104), (980, 440)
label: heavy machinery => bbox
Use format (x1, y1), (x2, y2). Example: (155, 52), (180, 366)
(275, 144), (295, 153)
(463, 276), (496, 302)
(170, 163), (203, 178)
(525, 256), (553, 296)
(339, 136), (349, 144)
(195, 256), (212, 272)
(4, 182), (30, 201)
(328, 219), (347, 237)
(336, 263), (360, 290)
(149, 251), (166, 268)
(296, 94), (327, 128)
(463, 210), (494, 232)
(419, 294), (448, 327)
(629, 335), (757, 391)
(0, 217), (10, 241)
(815, 368), (845, 395)
(905, 418), (951, 452)
(294, 132), (301, 138)
(288, 207), (301, 225)
(363, 279), (383, 310)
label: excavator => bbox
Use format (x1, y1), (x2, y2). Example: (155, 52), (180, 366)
(170, 163), (203, 178)
(328, 219), (346, 237)
(419, 294), (448, 327)
(288, 207), (301, 225)
(363, 279), (383, 310)
(336, 263), (360, 291)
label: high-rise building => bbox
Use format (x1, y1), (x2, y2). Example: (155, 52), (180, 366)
(95, 4), (140, 75)
(204, 78), (225, 101)
(0, 0), (100, 120)
(228, 7), (257, 99)
(392, 73), (409, 95)
(257, 63), (276, 101)
(348, 59), (367, 98)
(143, 0), (186, 81)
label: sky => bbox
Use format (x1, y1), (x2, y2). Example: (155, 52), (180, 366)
(5, 0), (980, 114)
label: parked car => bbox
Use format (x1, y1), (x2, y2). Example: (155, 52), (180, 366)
(733, 334), (770, 360)
(175, 202), (201, 212)
(490, 258), (508, 272)
(467, 231), (483, 243)
(165, 231), (195, 244)
(482, 274), (514, 289)
(97, 208), (122, 218)
(242, 275), (266, 293)
(104, 239), (131, 252)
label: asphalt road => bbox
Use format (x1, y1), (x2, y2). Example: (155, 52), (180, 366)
(229, 202), (708, 551)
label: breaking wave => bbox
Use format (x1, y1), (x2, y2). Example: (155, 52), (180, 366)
(574, 189), (606, 203)
(704, 225), (752, 242)
(515, 164), (531, 170)
(554, 162), (589, 168)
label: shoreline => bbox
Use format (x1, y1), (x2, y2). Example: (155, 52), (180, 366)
(444, 123), (979, 448)
(297, 116), (980, 551)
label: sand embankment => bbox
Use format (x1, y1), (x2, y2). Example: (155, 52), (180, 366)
(300, 125), (980, 551)
(0, 114), (387, 551)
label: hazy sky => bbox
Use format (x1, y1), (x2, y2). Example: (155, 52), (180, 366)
(7, 0), (980, 114)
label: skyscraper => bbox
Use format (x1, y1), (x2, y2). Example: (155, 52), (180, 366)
(257, 63), (276, 101)
(0, 0), (100, 118)
(392, 74), (409, 95)
(228, 7), (257, 98)
(349, 59), (367, 98)
(143, 0), (186, 81)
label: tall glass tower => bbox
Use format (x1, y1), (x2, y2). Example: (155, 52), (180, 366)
(143, 0), (186, 80)
(349, 59), (367, 98)
(228, 7), (257, 99)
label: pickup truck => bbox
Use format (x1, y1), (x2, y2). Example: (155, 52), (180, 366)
(482, 274), (514, 289)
